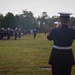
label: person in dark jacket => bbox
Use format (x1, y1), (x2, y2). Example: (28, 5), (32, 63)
(7, 27), (11, 40)
(33, 29), (37, 39)
(47, 12), (75, 75)
(14, 27), (18, 40)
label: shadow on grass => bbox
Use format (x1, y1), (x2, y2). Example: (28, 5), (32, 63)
(0, 70), (10, 74)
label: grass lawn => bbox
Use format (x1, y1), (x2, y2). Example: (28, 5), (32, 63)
(0, 33), (75, 75)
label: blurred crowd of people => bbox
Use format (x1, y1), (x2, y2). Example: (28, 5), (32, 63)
(0, 27), (38, 40)
(0, 27), (23, 40)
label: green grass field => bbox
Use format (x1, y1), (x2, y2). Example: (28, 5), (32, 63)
(0, 33), (75, 75)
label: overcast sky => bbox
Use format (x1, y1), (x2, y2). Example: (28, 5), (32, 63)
(0, 0), (75, 17)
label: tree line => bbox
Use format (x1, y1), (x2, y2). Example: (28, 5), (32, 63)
(0, 10), (75, 32)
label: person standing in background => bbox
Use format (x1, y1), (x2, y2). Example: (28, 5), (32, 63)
(33, 29), (37, 39)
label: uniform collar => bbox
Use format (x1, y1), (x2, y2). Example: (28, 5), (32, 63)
(61, 25), (68, 27)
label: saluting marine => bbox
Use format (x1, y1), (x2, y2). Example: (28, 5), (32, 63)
(47, 12), (75, 75)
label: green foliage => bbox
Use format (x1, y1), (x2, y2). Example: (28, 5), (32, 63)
(3, 12), (16, 29)
(0, 10), (75, 32)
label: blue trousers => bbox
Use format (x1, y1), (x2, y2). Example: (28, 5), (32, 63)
(52, 66), (72, 75)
